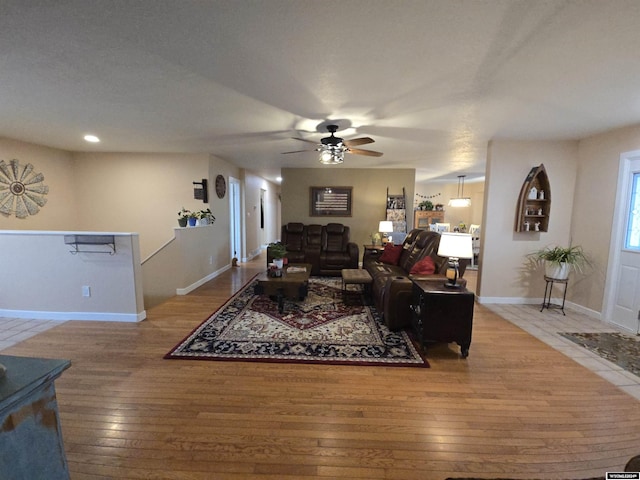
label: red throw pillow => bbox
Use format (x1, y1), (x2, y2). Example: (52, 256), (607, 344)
(410, 256), (436, 275)
(379, 244), (403, 265)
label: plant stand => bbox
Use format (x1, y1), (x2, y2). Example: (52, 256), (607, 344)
(540, 275), (568, 315)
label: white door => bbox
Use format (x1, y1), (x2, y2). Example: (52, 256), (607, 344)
(606, 154), (640, 333)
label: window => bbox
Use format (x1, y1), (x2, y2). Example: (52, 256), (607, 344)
(625, 172), (640, 250)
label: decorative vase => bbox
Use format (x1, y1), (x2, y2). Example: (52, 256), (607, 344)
(178, 217), (188, 228)
(274, 258), (284, 269)
(188, 217), (197, 227)
(199, 218), (209, 226)
(545, 261), (570, 280)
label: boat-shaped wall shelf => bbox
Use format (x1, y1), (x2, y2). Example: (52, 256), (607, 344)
(64, 235), (116, 255)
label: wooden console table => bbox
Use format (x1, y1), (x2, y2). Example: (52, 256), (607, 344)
(0, 355), (71, 479)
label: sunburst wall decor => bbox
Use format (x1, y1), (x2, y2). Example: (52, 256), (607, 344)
(0, 159), (49, 218)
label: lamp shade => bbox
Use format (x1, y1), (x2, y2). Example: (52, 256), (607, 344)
(437, 232), (473, 259)
(378, 221), (394, 233)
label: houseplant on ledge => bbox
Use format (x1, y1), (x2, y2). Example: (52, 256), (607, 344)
(267, 242), (287, 269)
(198, 208), (215, 226)
(187, 211), (199, 227)
(177, 208), (191, 227)
(528, 244), (590, 280)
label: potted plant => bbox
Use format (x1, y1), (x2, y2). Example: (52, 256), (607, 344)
(418, 200), (434, 211)
(268, 242), (287, 269)
(177, 208), (191, 227)
(198, 208), (215, 226)
(528, 244), (590, 280)
(187, 211), (199, 227)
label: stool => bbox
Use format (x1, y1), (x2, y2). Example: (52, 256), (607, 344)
(540, 275), (568, 315)
(341, 269), (372, 297)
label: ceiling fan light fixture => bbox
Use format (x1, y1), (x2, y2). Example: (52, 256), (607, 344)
(318, 146), (344, 164)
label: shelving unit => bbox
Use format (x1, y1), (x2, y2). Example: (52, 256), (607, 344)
(515, 164), (551, 232)
(64, 234), (116, 255)
(414, 210), (445, 229)
(386, 187), (407, 235)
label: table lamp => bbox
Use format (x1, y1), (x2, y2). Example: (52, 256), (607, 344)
(437, 232), (473, 288)
(378, 221), (394, 244)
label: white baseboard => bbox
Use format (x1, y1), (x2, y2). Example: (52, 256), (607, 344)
(477, 296), (603, 319)
(0, 309), (147, 322)
(176, 264), (232, 295)
(477, 296), (539, 305)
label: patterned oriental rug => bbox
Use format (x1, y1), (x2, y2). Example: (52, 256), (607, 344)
(165, 277), (427, 367)
(559, 331), (640, 377)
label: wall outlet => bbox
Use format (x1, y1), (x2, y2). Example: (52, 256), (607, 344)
(209, 256), (213, 265)
(82, 286), (91, 297)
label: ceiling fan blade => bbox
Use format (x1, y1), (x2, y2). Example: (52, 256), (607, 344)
(348, 148), (383, 157)
(292, 137), (319, 145)
(281, 149), (315, 154)
(344, 137), (374, 147)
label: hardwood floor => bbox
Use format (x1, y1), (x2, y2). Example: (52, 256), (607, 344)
(4, 255), (640, 479)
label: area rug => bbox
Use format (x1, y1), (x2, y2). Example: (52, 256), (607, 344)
(165, 276), (427, 367)
(559, 331), (640, 377)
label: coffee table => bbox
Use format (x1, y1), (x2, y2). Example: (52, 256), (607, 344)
(254, 263), (312, 313)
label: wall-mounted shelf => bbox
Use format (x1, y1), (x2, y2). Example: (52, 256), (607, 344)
(515, 164), (550, 232)
(64, 235), (116, 255)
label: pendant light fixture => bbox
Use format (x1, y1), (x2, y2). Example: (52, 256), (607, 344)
(448, 175), (471, 207)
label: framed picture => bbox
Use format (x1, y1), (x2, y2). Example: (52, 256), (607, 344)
(310, 186), (352, 217)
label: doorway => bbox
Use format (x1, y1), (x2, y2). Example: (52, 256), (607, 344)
(260, 188), (266, 247)
(604, 151), (640, 333)
(229, 177), (241, 263)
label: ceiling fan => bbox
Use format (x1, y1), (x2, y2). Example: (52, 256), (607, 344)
(282, 124), (383, 164)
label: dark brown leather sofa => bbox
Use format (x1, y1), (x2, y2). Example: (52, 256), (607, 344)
(267, 222), (359, 276)
(362, 229), (468, 331)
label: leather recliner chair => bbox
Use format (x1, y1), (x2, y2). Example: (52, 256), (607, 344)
(318, 223), (359, 276)
(279, 222), (306, 264)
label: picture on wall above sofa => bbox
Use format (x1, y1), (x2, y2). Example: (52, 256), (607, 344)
(310, 186), (352, 217)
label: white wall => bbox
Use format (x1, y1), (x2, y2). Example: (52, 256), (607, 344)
(0, 137), (78, 230)
(572, 124), (640, 312)
(0, 231), (145, 321)
(142, 225), (228, 308)
(72, 151), (211, 260)
(480, 140), (578, 302)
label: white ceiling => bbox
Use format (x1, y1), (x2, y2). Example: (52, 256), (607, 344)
(2, 1), (640, 184)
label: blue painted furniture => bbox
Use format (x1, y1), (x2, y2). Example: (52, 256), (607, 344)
(0, 355), (71, 479)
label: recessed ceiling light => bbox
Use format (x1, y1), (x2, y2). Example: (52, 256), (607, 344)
(84, 134), (100, 143)
(276, 176), (282, 182)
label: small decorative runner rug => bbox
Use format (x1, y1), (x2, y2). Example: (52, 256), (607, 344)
(165, 277), (427, 367)
(559, 331), (640, 377)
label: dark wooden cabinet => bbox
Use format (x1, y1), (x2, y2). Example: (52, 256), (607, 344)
(515, 164), (551, 232)
(410, 280), (475, 358)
